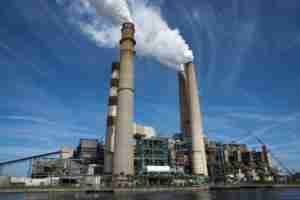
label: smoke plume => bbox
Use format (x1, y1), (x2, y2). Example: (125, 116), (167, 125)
(89, 0), (132, 23)
(57, 0), (193, 70)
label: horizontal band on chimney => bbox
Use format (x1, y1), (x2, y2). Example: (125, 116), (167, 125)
(112, 62), (120, 71)
(119, 37), (136, 45)
(111, 70), (119, 79)
(108, 105), (117, 117)
(106, 116), (117, 127)
(109, 87), (118, 97)
(108, 96), (118, 106)
(110, 79), (119, 87)
(118, 87), (134, 93)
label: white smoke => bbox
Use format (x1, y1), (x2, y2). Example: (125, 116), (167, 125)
(89, 0), (132, 23)
(57, 0), (193, 70)
(131, 1), (193, 69)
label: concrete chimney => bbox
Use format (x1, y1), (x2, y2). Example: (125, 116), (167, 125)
(178, 72), (191, 138)
(184, 62), (208, 176)
(104, 62), (120, 174)
(113, 23), (136, 176)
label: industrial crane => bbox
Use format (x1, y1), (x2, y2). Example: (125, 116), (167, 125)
(254, 136), (294, 176)
(232, 130), (294, 176)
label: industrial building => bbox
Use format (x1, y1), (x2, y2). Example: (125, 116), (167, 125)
(31, 139), (104, 180)
(205, 141), (273, 183)
(27, 133), (274, 185)
(134, 135), (169, 174)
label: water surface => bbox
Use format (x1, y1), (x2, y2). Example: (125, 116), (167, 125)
(1, 189), (300, 200)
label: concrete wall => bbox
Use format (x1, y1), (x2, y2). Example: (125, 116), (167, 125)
(82, 176), (101, 186)
(0, 176), (10, 187)
(25, 177), (59, 187)
(10, 177), (59, 187)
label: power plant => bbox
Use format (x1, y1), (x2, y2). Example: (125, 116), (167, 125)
(100, 23), (276, 184)
(104, 23), (209, 178)
(0, 22), (280, 188)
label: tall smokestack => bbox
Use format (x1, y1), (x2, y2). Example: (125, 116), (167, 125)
(104, 62), (120, 174)
(184, 62), (208, 176)
(178, 72), (191, 138)
(113, 22), (136, 176)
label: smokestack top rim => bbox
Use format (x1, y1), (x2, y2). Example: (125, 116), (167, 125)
(121, 22), (135, 32)
(120, 38), (136, 46)
(120, 22), (136, 46)
(184, 61), (194, 66)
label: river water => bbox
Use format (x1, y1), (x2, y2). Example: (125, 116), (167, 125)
(1, 189), (300, 200)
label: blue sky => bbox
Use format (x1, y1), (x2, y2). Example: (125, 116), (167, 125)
(0, 0), (300, 172)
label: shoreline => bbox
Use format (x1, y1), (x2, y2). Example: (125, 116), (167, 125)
(210, 184), (300, 190)
(0, 184), (300, 193)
